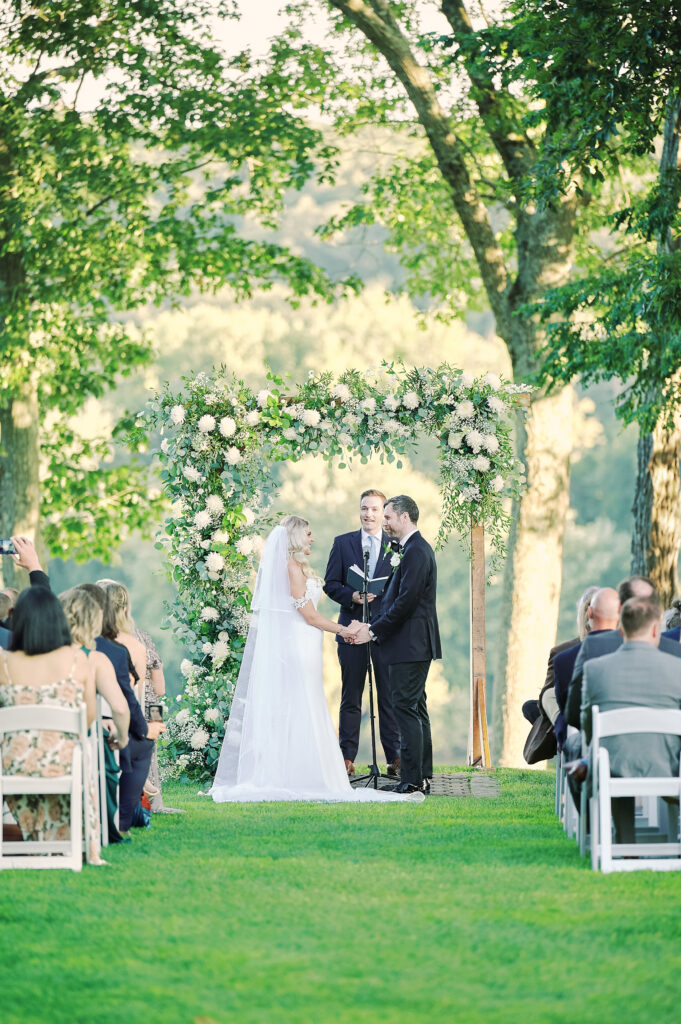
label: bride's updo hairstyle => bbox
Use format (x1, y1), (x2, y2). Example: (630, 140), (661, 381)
(281, 515), (315, 579)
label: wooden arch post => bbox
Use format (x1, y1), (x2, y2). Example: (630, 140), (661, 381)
(468, 520), (491, 767)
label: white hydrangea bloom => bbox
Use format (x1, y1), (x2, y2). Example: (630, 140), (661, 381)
(194, 510), (212, 530)
(200, 539), (211, 550)
(170, 405), (186, 425)
(236, 536), (255, 556)
(179, 662), (193, 680)
(301, 408), (321, 427)
(344, 412), (360, 428)
(460, 372), (475, 388)
(384, 418), (402, 435)
(183, 465), (201, 483)
(332, 383), (351, 401)
(402, 391), (419, 410)
(455, 400), (475, 420)
(482, 434), (500, 453)
(283, 427), (297, 441)
(448, 431), (463, 449)
(483, 372), (501, 390)
(384, 393), (399, 411)
(176, 708), (192, 727)
(225, 446), (241, 466)
(190, 728), (209, 750)
(360, 397), (376, 415)
(257, 389), (273, 408)
(473, 454), (491, 472)
(338, 432), (353, 447)
(171, 499), (185, 520)
(211, 639), (230, 662)
(245, 410), (259, 426)
(487, 396), (506, 416)
(490, 475), (504, 492)
(465, 429), (485, 453)
(200, 606), (219, 621)
(161, 438), (171, 454)
(205, 551), (225, 573)
(219, 416), (237, 438)
(242, 507), (256, 525)
(204, 708), (220, 723)
(213, 529), (230, 544)
(202, 641), (213, 653)
(205, 494), (224, 516)
(197, 414), (216, 433)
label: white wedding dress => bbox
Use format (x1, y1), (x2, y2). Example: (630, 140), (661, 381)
(210, 526), (423, 804)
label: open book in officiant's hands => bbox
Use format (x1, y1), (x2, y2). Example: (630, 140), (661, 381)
(346, 564), (390, 596)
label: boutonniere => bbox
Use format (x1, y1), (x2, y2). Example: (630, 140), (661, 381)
(384, 541), (403, 569)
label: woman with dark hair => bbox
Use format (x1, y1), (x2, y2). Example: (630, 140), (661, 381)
(0, 587), (103, 864)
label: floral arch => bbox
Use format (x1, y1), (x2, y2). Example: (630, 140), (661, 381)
(140, 364), (530, 780)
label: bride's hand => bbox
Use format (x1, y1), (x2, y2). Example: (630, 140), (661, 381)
(339, 625), (356, 643)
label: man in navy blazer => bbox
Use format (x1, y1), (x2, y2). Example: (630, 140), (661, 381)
(324, 489), (400, 775)
(350, 495), (441, 793)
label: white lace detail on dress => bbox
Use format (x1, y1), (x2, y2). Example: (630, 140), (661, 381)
(292, 593), (310, 610)
(291, 577), (322, 610)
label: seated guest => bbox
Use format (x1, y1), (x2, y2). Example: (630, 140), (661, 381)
(553, 587), (620, 745)
(73, 584), (164, 839)
(566, 575), (681, 731)
(0, 587), (104, 865)
(97, 579), (180, 814)
(59, 588), (130, 748)
(522, 586), (597, 728)
(0, 592), (13, 629)
(663, 598), (681, 640)
(581, 595), (681, 843)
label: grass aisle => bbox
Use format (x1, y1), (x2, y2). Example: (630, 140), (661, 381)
(1, 770), (680, 1023)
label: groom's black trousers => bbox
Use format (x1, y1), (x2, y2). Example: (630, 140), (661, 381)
(389, 660), (433, 786)
(337, 641), (401, 764)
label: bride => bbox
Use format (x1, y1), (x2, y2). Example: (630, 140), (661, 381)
(210, 515), (423, 804)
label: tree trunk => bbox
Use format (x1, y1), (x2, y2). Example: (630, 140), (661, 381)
(493, 386), (574, 766)
(0, 384), (44, 589)
(631, 417), (681, 606)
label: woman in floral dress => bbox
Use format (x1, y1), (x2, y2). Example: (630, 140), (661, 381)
(0, 587), (103, 865)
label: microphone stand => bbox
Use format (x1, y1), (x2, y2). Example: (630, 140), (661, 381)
(352, 545), (390, 789)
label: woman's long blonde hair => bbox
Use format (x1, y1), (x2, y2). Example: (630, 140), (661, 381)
(59, 588), (103, 650)
(97, 579), (136, 634)
(281, 515), (316, 579)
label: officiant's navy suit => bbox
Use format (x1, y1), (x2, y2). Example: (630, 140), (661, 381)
(370, 531), (441, 788)
(324, 529), (400, 765)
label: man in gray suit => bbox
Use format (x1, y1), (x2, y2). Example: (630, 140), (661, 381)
(581, 596), (681, 842)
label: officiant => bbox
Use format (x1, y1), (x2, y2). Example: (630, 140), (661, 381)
(323, 489), (401, 777)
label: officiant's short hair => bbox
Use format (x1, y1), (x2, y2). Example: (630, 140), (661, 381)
(360, 489), (386, 503)
(385, 494), (419, 523)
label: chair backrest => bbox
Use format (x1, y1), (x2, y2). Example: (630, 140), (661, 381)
(0, 704), (85, 737)
(593, 706), (681, 742)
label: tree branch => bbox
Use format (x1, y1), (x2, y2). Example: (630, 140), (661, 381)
(327, 0), (510, 328)
(440, 0), (535, 184)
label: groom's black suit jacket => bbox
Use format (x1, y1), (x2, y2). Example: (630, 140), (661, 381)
(369, 531), (441, 666)
(323, 529), (393, 642)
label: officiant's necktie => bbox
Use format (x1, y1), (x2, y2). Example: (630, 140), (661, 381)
(368, 535), (378, 579)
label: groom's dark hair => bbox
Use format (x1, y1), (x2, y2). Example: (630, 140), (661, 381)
(385, 494), (419, 523)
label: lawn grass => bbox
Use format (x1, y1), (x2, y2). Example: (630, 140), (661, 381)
(1, 769), (680, 1023)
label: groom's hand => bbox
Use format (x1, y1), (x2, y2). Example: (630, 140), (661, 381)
(352, 624), (371, 645)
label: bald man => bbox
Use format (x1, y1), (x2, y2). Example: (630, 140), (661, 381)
(554, 587), (620, 717)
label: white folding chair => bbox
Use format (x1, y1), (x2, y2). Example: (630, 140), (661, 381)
(590, 705), (681, 873)
(95, 696), (109, 847)
(0, 703), (89, 871)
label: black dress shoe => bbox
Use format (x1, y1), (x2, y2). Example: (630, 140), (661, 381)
(423, 778), (432, 795)
(391, 781), (422, 794)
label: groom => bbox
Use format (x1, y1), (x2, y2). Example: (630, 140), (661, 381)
(349, 495), (441, 794)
